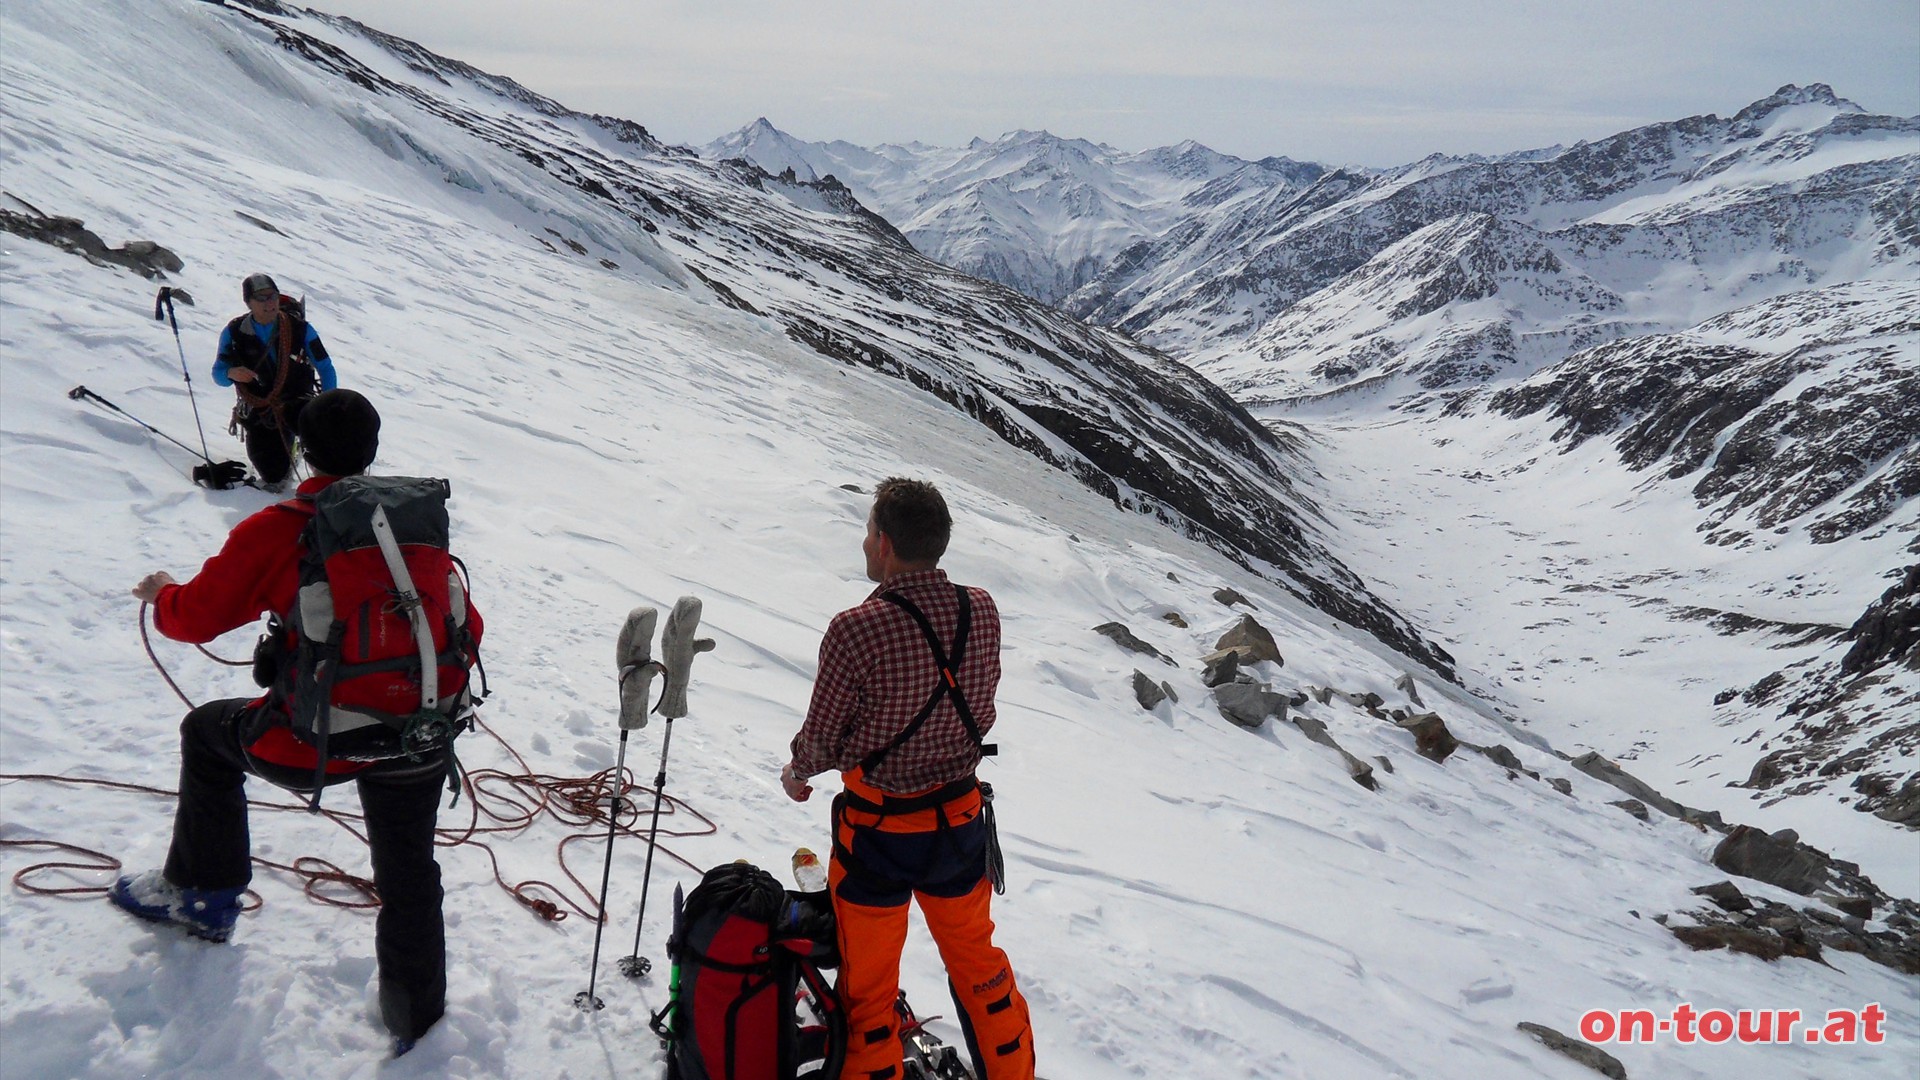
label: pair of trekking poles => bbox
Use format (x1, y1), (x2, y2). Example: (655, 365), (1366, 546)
(71, 287), (248, 489)
(575, 597), (716, 1011)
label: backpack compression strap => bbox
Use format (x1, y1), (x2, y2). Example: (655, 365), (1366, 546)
(859, 585), (997, 775)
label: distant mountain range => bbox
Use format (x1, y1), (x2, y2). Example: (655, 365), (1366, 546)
(704, 120), (1322, 305)
(709, 88), (1916, 411)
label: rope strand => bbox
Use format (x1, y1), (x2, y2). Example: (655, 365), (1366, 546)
(3, 610), (720, 925)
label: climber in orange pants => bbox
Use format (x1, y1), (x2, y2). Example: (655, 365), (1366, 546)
(782, 478), (1036, 1080)
(830, 769), (1034, 1080)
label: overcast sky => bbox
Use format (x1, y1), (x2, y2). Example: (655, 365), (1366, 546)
(312, 0), (1919, 167)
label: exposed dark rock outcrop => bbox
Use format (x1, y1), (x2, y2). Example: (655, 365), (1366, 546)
(1131, 670), (1175, 711)
(1489, 289), (1920, 545)
(1214, 614), (1284, 666)
(1727, 564), (1920, 826)
(1516, 1022), (1625, 1079)
(1094, 622), (1172, 665)
(0, 205), (183, 279)
(1212, 682), (1288, 729)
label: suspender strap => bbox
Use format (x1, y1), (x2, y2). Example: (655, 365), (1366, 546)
(859, 585), (998, 775)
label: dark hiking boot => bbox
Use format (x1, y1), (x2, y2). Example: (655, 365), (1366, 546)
(109, 869), (243, 942)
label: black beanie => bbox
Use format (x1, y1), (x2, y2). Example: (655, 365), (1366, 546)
(299, 389), (381, 476)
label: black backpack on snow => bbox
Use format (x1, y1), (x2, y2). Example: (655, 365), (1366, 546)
(650, 862), (846, 1080)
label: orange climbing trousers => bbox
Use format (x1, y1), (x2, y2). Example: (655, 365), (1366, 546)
(830, 768), (1035, 1080)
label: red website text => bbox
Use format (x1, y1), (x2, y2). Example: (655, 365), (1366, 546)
(1578, 1003), (1886, 1045)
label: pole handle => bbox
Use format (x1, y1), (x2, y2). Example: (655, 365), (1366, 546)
(153, 287), (180, 334)
(616, 606), (662, 731)
(656, 597), (714, 720)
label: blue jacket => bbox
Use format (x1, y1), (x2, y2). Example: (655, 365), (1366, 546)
(214, 316), (338, 391)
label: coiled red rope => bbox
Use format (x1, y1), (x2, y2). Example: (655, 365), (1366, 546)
(2, 609), (719, 926)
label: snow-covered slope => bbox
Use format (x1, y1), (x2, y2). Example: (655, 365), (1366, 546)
(705, 121), (1323, 306)
(1, 4), (1915, 1079)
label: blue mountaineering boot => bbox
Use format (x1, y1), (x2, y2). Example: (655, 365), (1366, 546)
(109, 869), (243, 943)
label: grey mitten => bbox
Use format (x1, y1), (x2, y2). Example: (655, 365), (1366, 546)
(656, 596), (715, 720)
(616, 606), (661, 730)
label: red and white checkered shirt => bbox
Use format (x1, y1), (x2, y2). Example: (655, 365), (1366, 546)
(791, 569), (1001, 794)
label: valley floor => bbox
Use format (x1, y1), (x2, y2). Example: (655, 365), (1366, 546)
(1298, 404), (1915, 885)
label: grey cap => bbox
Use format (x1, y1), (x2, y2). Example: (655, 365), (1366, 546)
(242, 273), (279, 300)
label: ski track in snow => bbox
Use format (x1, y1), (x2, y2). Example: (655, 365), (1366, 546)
(1, 3), (1915, 1079)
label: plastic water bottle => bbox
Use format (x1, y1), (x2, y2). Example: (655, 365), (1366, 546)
(791, 847), (827, 892)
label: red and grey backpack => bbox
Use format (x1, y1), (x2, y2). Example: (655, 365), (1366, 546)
(267, 475), (483, 801)
(650, 861), (846, 1080)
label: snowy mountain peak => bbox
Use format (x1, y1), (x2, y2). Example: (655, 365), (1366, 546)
(704, 118), (821, 181)
(1739, 81), (1861, 118)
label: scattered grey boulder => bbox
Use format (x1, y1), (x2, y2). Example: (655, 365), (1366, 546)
(1310, 685), (1333, 705)
(1212, 587), (1254, 609)
(1816, 892), (1874, 920)
(1290, 714), (1378, 790)
(1215, 615), (1283, 666)
(1161, 611), (1189, 629)
(1609, 799), (1650, 822)
(1374, 755), (1394, 774)
(1711, 825), (1833, 896)
(1670, 922), (1823, 965)
(1286, 690), (1309, 708)
(1199, 648), (1243, 688)
(1132, 670), (1172, 711)
(1212, 682), (1288, 729)
(1094, 622), (1172, 665)
(1516, 1022), (1626, 1079)
(1691, 881), (1753, 912)
(1547, 777), (1574, 797)
(236, 210), (283, 234)
(1569, 753), (1692, 821)
(1395, 712), (1459, 764)
(1468, 742), (1531, 776)
(1393, 672), (1425, 707)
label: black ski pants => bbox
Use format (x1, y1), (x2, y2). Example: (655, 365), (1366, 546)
(163, 698), (449, 1040)
(237, 396), (309, 485)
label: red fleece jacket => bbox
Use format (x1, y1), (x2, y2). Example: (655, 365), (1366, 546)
(152, 475), (484, 769)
